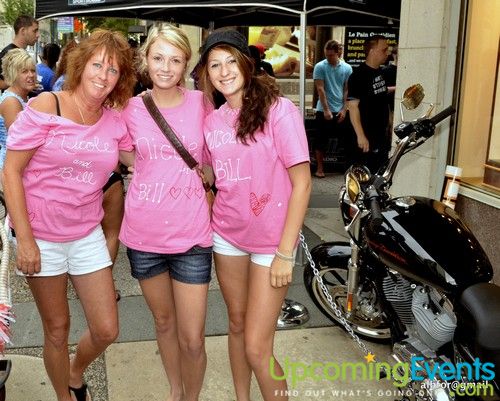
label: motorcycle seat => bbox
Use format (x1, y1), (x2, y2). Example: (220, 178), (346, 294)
(459, 282), (500, 370)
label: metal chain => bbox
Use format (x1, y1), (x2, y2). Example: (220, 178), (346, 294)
(299, 231), (375, 358)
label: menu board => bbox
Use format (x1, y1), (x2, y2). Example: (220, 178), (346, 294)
(344, 27), (398, 67)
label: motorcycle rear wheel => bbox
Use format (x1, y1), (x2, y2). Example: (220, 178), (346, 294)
(304, 263), (391, 341)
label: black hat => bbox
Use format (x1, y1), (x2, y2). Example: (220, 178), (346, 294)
(200, 30), (250, 61)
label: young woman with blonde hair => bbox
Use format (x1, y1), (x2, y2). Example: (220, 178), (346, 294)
(120, 24), (212, 401)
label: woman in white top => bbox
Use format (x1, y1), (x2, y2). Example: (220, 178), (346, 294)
(0, 48), (37, 172)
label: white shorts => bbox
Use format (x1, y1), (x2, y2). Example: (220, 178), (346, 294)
(14, 225), (112, 277)
(213, 232), (296, 268)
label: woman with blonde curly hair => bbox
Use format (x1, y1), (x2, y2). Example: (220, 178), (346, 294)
(3, 29), (136, 401)
(0, 48), (37, 172)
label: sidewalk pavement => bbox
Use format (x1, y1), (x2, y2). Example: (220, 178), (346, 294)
(4, 173), (395, 401)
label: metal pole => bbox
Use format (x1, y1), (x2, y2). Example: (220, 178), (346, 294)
(299, 12), (307, 117)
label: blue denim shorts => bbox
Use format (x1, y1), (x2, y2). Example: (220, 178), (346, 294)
(127, 246), (213, 284)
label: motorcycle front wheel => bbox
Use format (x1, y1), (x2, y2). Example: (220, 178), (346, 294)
(304, 263), (391, 341)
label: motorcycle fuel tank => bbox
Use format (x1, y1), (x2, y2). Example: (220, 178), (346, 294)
(364, 196), (493, 294)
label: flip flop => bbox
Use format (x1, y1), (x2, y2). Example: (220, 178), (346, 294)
(314, 172), (326, 178)
(69, 384), (91, 401)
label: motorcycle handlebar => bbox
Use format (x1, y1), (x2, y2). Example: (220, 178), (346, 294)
(366, 187), (383, 230)
(429, 106), (455, 126)
(394, 106), (455, 141)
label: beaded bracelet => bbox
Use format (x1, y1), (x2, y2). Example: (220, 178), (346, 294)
(275, 249), (295, 262)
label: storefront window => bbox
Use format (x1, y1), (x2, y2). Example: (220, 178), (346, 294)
(455, 0), (500, 195)
(484, 38), (500, 189)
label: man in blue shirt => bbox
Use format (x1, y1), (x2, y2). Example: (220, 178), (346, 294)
(313, 40), (352, 177)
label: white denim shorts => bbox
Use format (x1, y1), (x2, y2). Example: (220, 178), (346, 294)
(213, 232), (296, 268)
(13, 225), (112, 277)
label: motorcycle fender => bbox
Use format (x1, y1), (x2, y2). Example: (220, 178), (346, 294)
(310, 242), (351, 267)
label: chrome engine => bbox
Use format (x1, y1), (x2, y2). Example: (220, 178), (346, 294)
(412, 286), (457, 351)
(382, 275), (457, 352)
(391, 339), (455, 401)
(383, 275), (459, 400)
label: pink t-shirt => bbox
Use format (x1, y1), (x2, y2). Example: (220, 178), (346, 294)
(119, 90), (212, 253)
(7, 104), (132, 242)
(204, 97), (309, 253)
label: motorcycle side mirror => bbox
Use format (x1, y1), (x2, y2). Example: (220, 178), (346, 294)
(400, 84), (425, 121)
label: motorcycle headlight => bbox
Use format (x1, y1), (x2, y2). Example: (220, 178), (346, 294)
(345, 172), (361, 203)
(345, 165), (371, 203)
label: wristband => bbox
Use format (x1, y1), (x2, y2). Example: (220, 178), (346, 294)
(275, 249), (295, 262)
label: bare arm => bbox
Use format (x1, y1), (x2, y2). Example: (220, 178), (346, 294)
(337, 80), (349, 123)
(2, 97), (24, 129)
(343, 79), (349, 106)
(4, 93), (71, 274)
(314, 79), (333, 120)
(3, 148), (41, 274)
(119, 150), (135, 167)
(270, 162), (312, 288)
(347, 99), (369, 153)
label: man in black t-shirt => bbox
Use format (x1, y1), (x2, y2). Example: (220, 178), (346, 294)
(0, 15), (39, 90)
(347, 35), (390, 173)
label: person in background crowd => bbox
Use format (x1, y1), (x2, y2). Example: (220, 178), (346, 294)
(120, 24), (212, 401)
(52, 40), (78, 91)
(128, 38), (151, 96)
(0, 15), (39, 90)
(347, 34), (390, 173)
(249, 44), (275, 77)
(36, 43), (61, 91)
(3, 29), (135, 401)
(312, 39), (352, 178)
(0, 49), (37, 178)
(198, 30), (311, 401)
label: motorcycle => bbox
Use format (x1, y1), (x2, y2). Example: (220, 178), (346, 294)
(303, 85), (500, 400)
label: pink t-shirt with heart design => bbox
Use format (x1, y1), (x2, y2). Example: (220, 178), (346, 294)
(204, 97), (309, 254)
(119, 90), (212, 254)
(7, 103), (132, 242)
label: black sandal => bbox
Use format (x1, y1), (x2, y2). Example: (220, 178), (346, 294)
(69, 383), (90, 401)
